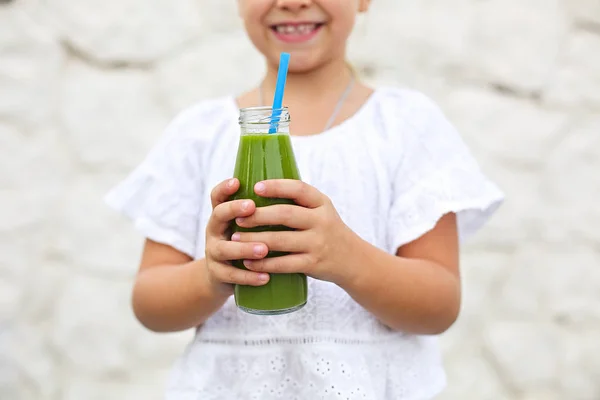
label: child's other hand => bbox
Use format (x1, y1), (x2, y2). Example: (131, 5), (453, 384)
(232, 180), (356, 284)
(204, 179), (271, 296)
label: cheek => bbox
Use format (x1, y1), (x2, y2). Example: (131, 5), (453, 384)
(329, 17), (356, 47)
(322, 3), (357, 40)
(243, 22), (269, 56)
(239, 0), (270, 26)
(240, 4), (269, 45)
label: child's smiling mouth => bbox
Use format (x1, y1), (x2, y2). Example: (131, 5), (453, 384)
(269, 22), (326, 43)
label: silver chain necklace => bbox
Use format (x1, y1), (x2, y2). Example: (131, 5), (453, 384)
(258, 73), (356, 133)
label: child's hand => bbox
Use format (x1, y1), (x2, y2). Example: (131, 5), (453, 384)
(231, 180), (356, 285)
(204, 179), (271, 296)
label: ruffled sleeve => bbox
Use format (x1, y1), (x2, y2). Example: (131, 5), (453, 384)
(105, 101), (219, 258)
(386, 90), (504, 252)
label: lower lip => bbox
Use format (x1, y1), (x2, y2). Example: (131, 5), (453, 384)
(271, 25), (323, 44)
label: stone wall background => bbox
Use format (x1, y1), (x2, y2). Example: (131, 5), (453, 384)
(1, 0), (599, 399)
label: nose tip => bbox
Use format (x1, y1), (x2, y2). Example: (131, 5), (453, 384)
(275, 0), (311, 12)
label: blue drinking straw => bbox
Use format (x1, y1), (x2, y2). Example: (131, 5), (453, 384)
(269, 53), (291, 134)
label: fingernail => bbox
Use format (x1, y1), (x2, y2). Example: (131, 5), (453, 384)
(231, 233), (240, 242)
(253, 245), (264, 256)
(236, 217), (245, 225)
(227, 179), (235, 188)
(243, 260), (253, 268)
(241, 201), (251, 211)
(255, 182), (266, 194)
(258, 273), (270, 282)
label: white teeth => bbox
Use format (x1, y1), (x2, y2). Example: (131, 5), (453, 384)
(275, 23), (318, 35)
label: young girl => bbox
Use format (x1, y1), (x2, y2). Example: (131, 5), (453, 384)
(106, 1), (503, 399)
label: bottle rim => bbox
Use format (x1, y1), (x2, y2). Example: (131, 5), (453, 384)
(239, 106), (290, 126)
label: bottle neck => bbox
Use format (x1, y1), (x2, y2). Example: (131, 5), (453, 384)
(239, 107), (290, 135)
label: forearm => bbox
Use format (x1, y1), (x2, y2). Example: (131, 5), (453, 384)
(339, 237), (461, 335)
(132, 259), (230, 332)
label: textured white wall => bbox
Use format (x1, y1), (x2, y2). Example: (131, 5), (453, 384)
(1, 0), (599, 399)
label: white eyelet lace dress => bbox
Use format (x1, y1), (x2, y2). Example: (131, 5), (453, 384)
(105, 87), (504, 400)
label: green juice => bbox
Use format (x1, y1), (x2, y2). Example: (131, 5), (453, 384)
(230, 133), (308, 315)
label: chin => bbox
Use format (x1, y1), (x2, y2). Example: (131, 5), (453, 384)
(273, 51), (327, 74)
(288, 60), (322, 73)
